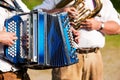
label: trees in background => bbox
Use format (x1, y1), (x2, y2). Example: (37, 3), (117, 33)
(111, 0), (120, 13)
(22, 0), (42, 10)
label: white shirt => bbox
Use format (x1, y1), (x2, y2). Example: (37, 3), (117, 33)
(0, 0), (30, 72)
(34, 0), (120, 48)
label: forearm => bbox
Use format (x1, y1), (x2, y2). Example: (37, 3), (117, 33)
(41, 7), (77, 15)
(42, 8), (63, 14)
(100, 21), (120, 35)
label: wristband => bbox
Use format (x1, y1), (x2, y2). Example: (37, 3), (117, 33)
(99, 22), (104, 31)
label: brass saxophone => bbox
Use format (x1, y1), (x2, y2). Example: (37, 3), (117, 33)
(72, 0), (102, 30)
(56, 0), (102, 30)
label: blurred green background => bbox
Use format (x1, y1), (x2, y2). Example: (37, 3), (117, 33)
(22, 0), (42, 10)
(22, 0), (120, 80)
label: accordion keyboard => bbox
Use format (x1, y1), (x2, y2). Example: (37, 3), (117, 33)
(4, 15), (24, 63)
(7, 21), (17, 58)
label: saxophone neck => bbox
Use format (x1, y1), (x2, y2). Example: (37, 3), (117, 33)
(89, 0), (103, 18)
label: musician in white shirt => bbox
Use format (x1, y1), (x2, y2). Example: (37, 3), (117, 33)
(34, 0), (120, 80)
(0, 0), (30, 80)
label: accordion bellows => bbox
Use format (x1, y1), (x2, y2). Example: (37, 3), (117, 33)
(4, 10), (78, 69)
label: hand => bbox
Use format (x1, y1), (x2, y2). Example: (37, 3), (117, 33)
(80, 18), (101, 30)
(0, 31), (18, 46)
(62, 7), (78, 19)
(70, 27), (80, 43)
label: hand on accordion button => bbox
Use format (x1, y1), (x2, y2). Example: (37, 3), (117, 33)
(0, 31), (18, 46)
(70, 27), (80, 43)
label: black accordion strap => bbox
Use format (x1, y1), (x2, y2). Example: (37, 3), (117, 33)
(11, 0), (23, 12)
(55, 0), (73, 8)
(0, 0), (23, 12)
(0, 0), (16, 11)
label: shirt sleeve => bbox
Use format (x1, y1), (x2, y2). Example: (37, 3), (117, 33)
(0, 8), (8, 31)
(16, 0), (30, 12)
(34, 0), (57, 10)
(99, 0), (120, 25)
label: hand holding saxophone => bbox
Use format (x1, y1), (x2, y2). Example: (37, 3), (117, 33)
(61, 7), (82, 29)
(60, 7), (101, 31)
(78, 18), (102, 31)
(61, 7), (78, 19)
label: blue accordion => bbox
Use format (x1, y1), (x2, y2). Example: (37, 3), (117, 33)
(4, 10), (78, 69)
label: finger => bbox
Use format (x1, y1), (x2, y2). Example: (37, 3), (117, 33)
(69, 7), (77, 12)
(9, 33), (17, 39)
(74, 37), (79, 43)
(80, 20), (88, 25)
(11, 33), (16, 37)
(12, 37), (18, 40)
(69, 15), (76, 19)
(3, 27), (6, 31)
(80, 21), (91, 28)
(8, 40), (15, 46)
(70, 27), (76, 32)
(69, 11), (78, 17)
(85, 18), (94, 21)
(68, 8), (78, 15)
(70, 22), (75, 25)
(9, 43), (13, 46)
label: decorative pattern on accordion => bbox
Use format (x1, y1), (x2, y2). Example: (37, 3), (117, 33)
(4, 11), (78, 69)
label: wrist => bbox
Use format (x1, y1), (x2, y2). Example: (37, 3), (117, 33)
(0, 39), (2, 43)
(98, 22), (104, 31)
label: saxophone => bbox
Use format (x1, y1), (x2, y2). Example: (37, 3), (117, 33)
(56, 0), (102, 30)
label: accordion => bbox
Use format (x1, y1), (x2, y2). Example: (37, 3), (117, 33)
(4, 10), (78, 69)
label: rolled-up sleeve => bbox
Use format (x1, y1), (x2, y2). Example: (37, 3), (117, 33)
(16, 0), (30, 12)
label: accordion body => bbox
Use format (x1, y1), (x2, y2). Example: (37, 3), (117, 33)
(4, 11), (78, 69)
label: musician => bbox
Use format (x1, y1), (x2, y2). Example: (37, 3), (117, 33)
(0, 0), (30, 80)
(34, 0), (120, 80)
